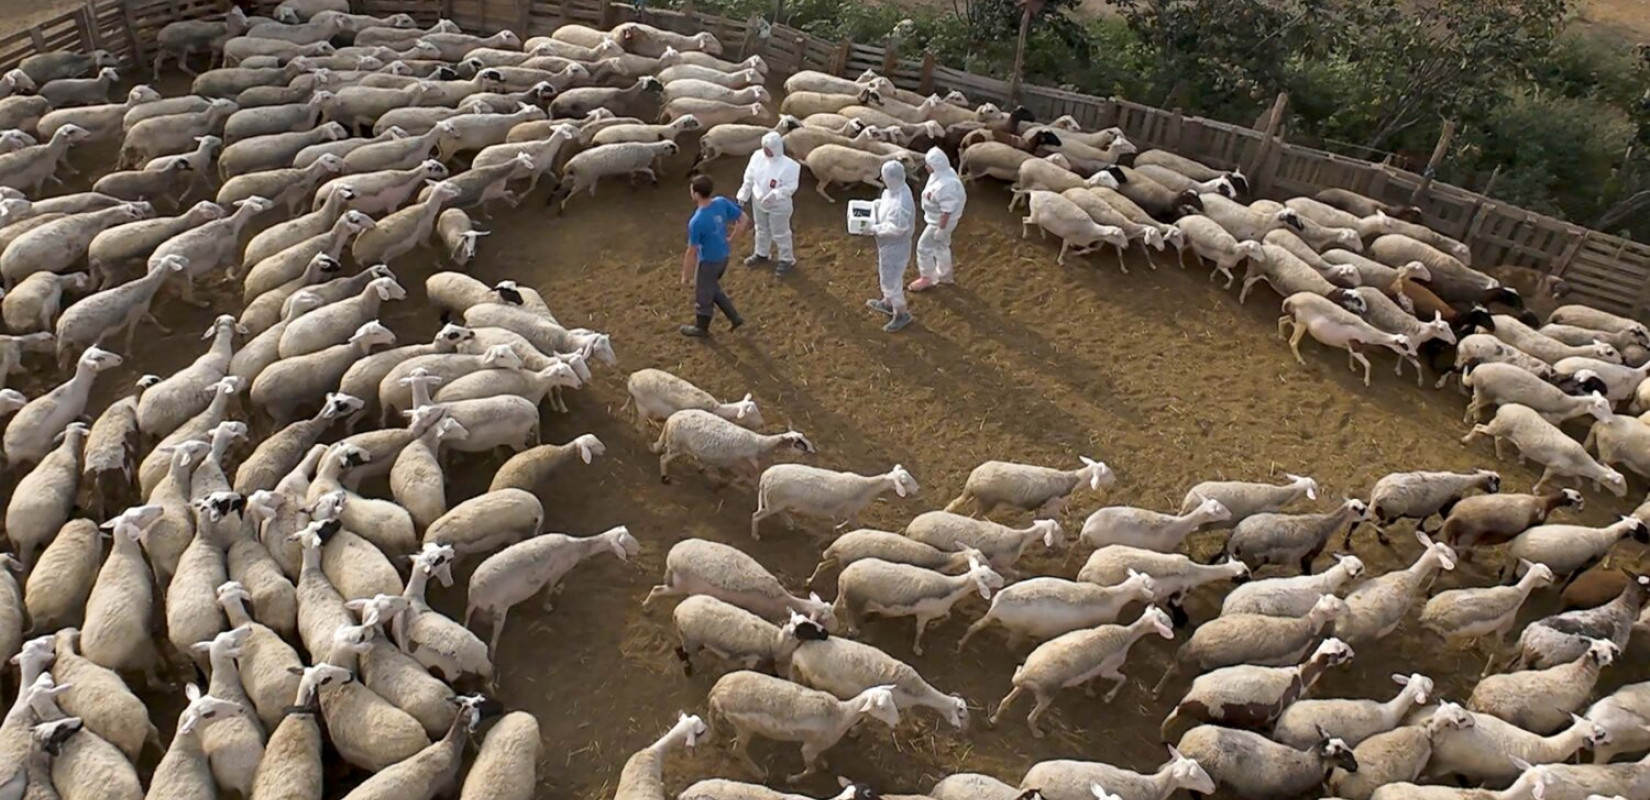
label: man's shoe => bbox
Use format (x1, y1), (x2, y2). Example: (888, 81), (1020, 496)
(679, 324), (709, 338)
(743, 254), (770, 268)
(883, 312), (913, 332)
(775, 260), (795, 275)
(729, 315), (745, 331)
(908, 277), (935, 292)
(865, 299), (892, 315)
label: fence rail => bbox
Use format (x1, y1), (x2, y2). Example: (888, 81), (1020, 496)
(0, 0), (1644, 318)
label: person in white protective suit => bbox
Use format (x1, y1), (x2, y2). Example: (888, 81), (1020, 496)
(909, 146), (966, 292)
(737, 131), (801, 274)
(865, 158), (916, 333)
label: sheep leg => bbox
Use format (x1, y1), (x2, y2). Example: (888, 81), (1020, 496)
(1287, 323), (1309, 366)
(1352, 349), (1373, 387)
(911, 615), (936, 656)
(787, 742), (827, 784)
(1023, 688), (1053, 738)
(1114, 244), (1129, 275)
(956, 614), (992, 652)
(488, 607), (508, 656)
(657, 451), (677, 484)
(1021, 217), (1032, 239)
(749, 506), (773, 540)
(641, 575), (680, 609)
(805, 558), (833, 587)
(731, 728), (765, 780)
(1099, 666), (1128, 702)
(1149, 660), (1179, 698)
(813, 181), (834, 203)
(989, 686), (1023, 727)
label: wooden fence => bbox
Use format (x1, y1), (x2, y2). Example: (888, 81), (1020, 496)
(1, 0), (1647, 318)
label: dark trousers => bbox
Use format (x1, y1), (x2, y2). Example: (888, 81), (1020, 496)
(694, 258), (738, 321)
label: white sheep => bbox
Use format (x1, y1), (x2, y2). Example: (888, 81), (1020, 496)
(1079, 496), (1231, 552)
(1020, 189), (1128, 267)
(1421, 560), (1554, 670)
(78, 505), (164, 683)
(1506, 516), (1647, 584)
(3, 347), (120, 468)
(1160, 637), (1356, 743)
(1176, 725), (1359, 799)
(751, 464), (918, 540)
(458, 710), (538, 800)
(1471, 640), (1617, 734)
(959, 570), (1156, 649)
(643, 538), (835, 629)
(833, 555), (1002, 653)
(787, 622), (968, 729)
(1151, 594), (1347, 698)
(652, 408), (815, 484)
(668, 594), (806, 678)
(947, 457), (1113, 517)
(1463, 403), (1627, 496)
(1220, 554), (1365, 617)
(1464, 362), (1611, 426)
(991, 606), (1175, 735)
(1278, 291), (1414, 386)
(1421, 708), (1608, 785)
(626, 368), (761, 432)
(705, 670), (896, 783)
(903, 511), (1065, 577)
(1020, 750), (1215, 800)
(553, 140), (678, 210)
(394, 544), (491, 684)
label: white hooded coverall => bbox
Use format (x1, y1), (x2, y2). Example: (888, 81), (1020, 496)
(917, 146), (967, 283)
(872, 159), (916, 310)
(736, 131), (800, 263)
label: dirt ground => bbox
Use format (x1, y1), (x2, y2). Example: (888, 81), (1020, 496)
(5, 95), (1650, 798)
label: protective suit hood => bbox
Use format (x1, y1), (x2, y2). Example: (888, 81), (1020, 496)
(920, 145), (966, 225)
(924, 147), (953, 177)
(881, 159), (906, 186)
(761, 131), (784, 158)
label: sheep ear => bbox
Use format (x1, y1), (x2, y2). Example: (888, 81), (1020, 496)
(1392, 673), (1408, 685)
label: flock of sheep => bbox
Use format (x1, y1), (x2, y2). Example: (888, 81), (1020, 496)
(0, 1), (1642, 799)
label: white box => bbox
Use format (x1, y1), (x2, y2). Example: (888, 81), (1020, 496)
(847, 199), (875, 235)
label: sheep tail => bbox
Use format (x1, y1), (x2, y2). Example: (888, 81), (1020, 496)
(649, 426), (668, 454)
(944, 492), (972, 514)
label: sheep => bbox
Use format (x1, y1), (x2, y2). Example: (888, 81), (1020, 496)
(37, 67), (120, 110)
(1, 203), (151, 289)
(1259, 229), (1361, 287)
(1076, 545), (1249, 626)
(1178, 473), (1316, 530)
(959, 140), (1051, 183)
(470, 123), (578, 196)
(1487, 314), (1621, 365)
(1463, 404), (1627, 496)
(458, 710), (538, 800)
(806, 529), (986, 586)
(1583, 681), (1650, 765)
(38, 86), (164, 144)
(2, 270), (87, 337)
(652, 409), (815, 485)
(802, 145), (919, 203)
(1011, 157), (1122, 207)
(832, 555), (1003, 653)
(1446, 334), (1560, 390)
(1539, 322), (1647, 354)
(465, 525), (636, 655)
(1277, 291), (1415, 386)
(1421, 560), (1554, 666)
(1079, 497), (1231, 553)
(394, 544), (491, 684)
(1469, 640), (1616, 735)
(3, 347), (121, 468)
(388, 413), (465, 530)
(1223, 498), (1369, 576)
(959, 570), (1157, 649)
(1312, 188), (1423, 221)
(787, 621), (968, 729)
(297, 656), (430, 773)
(549, 75), (663, 118)
(1585, 413), (1650, 485)
(1365, 468), (1502, 543)
(643, 538), (835, 629)
(413, 151), (533, 211)
(86, 200), (222, 288)
(669, 595), (805, 677)
(1020, 189), (1129, 267)
(1150, 594), (1346, 697)
(321, 659), (475, 800)
(146, 681), (244, 800)
(1177, 725), (1359, 800)
(133, 314), (241, 442)
(216, 121), (347, 179)
(1173, 215), (1264, 287)
(1060, 188), (1174, 268)
(24, 519), (103, 631)
(947, 457), (1114, 517)
(1506, 516), (1648, 585)
(51, 240), (169, 356)
(1554, 357), (1649, 403)
(1240, 242), (1364, 306)
(549, 140), (679, 211)
(118, 99), (234, 169)
(144, 196), (271, 307)
(253, 322), (396, 425)
(621, 369), (758, 435)
(429, 208), (486, 268)
(241, 209), (374, 302)
(706, 670), (896, 783)
(929, 775), (1024, 800)
(1020, 749), (1216, 800)
(216, 153), (343, 216)
(1370, 234), (1508, 306)
(1221, 554), (1365, 617)
(1421, 709), (1608, 786)
(1328, 705), (1478, 800)
(1329, 531), (1456, 646)
(1463, 363), (1612, 428)
(214, 581), (302, 731)
(990, 606), (1175, 735)
(5, 423), (87, 568)
(1161, 637), (1356, 744)
(1517, 575), (1646, 673)
(751, 464), (919, 540)
(903, 512), (1065, 578)
(421, 488), (543, 561)
(77, 505), (163, 683)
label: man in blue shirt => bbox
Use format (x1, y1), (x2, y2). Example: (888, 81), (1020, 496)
(680, 174), (750, 338)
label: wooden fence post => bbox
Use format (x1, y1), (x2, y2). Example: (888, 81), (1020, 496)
(919, 51), (934, 94)
(1551, 229), (1591, 279)
(598, 0), (614, 29)
(881, 41), (897, 76)
(1408, 119), (1456, 206)
(118, 0), (145, 71)
(1248, 91), (1288, 192)
(830, 38), (850, 75)
(27, 25), (46, 53)
(515, 0), (530, 35)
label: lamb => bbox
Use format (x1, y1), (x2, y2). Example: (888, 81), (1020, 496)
(1335, 531), (1458, 645)
(1175, 215), (1265, 287)
(1220, 554), (1364, 617)
(1170, 640), (1356, 744)
(946, 457), (1113, 518)
(1464, 362), (1612, 426)
(1077, 546), (1250, 627)
(1151, 594), (1346, 696)
(706, 670), (896, 783)
(1079, 497), (1231, 552)
(751, 464), (919, 540)
(1019, 189), (1129, 267)
(669, 595), (807, 677)
(643, 538), (835, 629)
(1020, 749), (1216, 800)
(903, 512), (1065, 577)
(1421, 560), (1554, 667)
(1421, 709), (1609, 786)
(6, 422), (87, 567)
(1176, 725), (1359, 800)
(1224, 498), (1369, 576)
(990, 606), (1175, 735)
(3, 347), (121, 468)
(652, 408), (815, 484)
(787, 622), (969, 729)
(1470, 640), (1616, 734)
(832, 555), (1003, 653)
(959, 570), (1157, 649)
(1462, 404), (1627, 496)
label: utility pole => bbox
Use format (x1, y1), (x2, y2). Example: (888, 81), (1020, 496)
(1007, 0), (1044, 103)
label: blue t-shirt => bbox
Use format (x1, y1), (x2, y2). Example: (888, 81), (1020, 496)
(688, 196), (741, 263)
